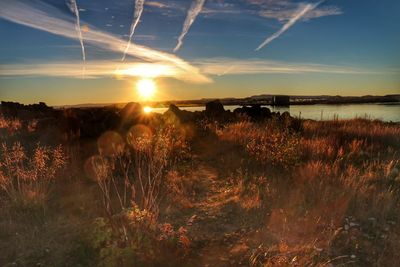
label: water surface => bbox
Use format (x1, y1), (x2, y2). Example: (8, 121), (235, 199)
(151, 103), (400, 122)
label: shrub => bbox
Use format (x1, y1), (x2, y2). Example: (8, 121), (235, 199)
(85, 124), (191, 264)
(88, 206), (190, 266)
(0, 142), (66, 208)
(86, 124), (189, 217)
(218, 121), (301, 169)
(0, 115), (22, 137)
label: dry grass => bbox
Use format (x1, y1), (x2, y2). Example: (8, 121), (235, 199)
(0, 116), (22, 136)
(214, 118), (400, 266)
(83, 123), (192, 265)
(0, 142), (66, 209)
(218, 120), (301, 169)
(1, 110), (399, 266)
(85, 124), (190, 217)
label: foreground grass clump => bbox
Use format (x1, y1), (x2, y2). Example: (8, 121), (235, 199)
(85, 124), (191, 265)
(0, 115), (22, 135)
(0, 142), (66, 209)
(217, 120), (301, 169)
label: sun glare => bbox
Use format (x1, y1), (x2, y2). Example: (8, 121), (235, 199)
(136, 79), (156, 100)
(115, 63), (176, 79)
(143, 106), (153, 114)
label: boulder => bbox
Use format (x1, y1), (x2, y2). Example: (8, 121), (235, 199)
(205, 100), (225, 117)
(120, 102), (143, 120)
(164, 104), (194, 123)
(234, 105), (272, 120)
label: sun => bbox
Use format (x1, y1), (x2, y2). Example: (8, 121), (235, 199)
(136, 79), (156, 100)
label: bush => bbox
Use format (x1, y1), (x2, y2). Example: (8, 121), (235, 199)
(84, 124), (191, 265)
(218, 121), (301, 169)
(0, 142), (66, 209)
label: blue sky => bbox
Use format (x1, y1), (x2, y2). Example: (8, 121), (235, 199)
(0, 0), (399, 105)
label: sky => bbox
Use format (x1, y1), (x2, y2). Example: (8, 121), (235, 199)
(0, 0), (399, 105)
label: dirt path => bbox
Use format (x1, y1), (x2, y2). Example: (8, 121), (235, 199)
(182, 161), (257, 267)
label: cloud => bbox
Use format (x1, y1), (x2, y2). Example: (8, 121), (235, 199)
(259, 6), (342, 22)
(0, 0), (211, 84)
(144, 1), (186, 17)
(174, 0), (206, 52)
(0, 61), (198, 82)
(145, 1), (175, 9)
(121, 0), (145, 62)
(195, 58), (386, 76)
(68, 0), (86, 64)
(200, 2), (240, 16)
(256, 1), (323, 51)
(1, 58), (385, 81)
(248, 0), (341, 22)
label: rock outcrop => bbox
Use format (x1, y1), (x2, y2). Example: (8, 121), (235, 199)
(233, 105), (272, 120)
(205, 100), (225, 117)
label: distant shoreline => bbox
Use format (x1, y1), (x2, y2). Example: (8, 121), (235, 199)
(3, 94), (399, 109)
(53, 96), (400, 109)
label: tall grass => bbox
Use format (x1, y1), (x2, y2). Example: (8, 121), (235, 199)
(0, 142), (66, 208)
(215, 118), (400, 266)
(217, 120), (301, 169)
(84, 124), (191, 264)
(86, 124), (189, 217)
(0, 115), (22, 136)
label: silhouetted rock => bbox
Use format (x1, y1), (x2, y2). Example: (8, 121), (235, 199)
(120, 102), (143, 120)
(164, 104), (194, 123)
(278, 111), (303, 132)
(234, 105), (272, 120)
(1, 101), (54, 118)
(205, 100), (225, 117)
(168, 104), (181, 114)
(118, 102), (144, 128)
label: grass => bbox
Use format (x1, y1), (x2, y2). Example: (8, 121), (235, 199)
(0, 142), (66, 210)
(0, 111), (399, 266)
(203, 118), (399, 265)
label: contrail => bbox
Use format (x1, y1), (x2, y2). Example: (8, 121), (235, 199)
(121, 0), (145, 62)
(0, 0), (211, 84)
(255, 1), (324, 51)
(174, 0), (205, 52)
(217, 65), (236, 76)
(68, 0), (85, 62)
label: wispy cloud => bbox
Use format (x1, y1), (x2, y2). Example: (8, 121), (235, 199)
(174, 0), (206, 52)
(259, 5), (342, 22)
(1, 58), (391, 81)
(146, 0), (239, 18)
(0, 61), (194, 81)
(145, 1), (177, 10)
(121, 0), (145, 62)
(195, 58), (387, 76)
(248, 0), (341, 21)
(0, 0), (211, 84)
(67, 0), (85, 63)
(256, 1), (323, 51)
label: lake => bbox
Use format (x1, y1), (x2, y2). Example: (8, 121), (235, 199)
(150, 103), (400, 122)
